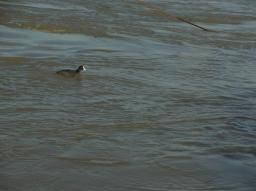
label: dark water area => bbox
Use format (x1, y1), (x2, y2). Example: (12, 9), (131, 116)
(0, 0), (256, 190)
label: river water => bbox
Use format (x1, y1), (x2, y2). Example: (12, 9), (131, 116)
(0, 0), (256, 190)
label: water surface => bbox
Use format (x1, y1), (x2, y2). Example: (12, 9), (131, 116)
(0, 0), (256, 190)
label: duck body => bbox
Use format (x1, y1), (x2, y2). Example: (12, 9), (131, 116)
(56, 65), (86, 77)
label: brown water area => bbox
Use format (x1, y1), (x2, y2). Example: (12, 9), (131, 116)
(0, 0), (256, 190)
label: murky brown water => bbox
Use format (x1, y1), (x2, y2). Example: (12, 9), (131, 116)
(1, 0), (256, 190)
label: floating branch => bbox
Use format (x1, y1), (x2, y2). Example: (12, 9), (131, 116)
(137, 0), (215, 32)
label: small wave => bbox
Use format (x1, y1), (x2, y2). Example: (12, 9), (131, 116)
(55, 156), (128, 166)
(0, 1), (92, 11)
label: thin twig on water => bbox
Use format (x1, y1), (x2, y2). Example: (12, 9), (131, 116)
(136, 0), (215, 32)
